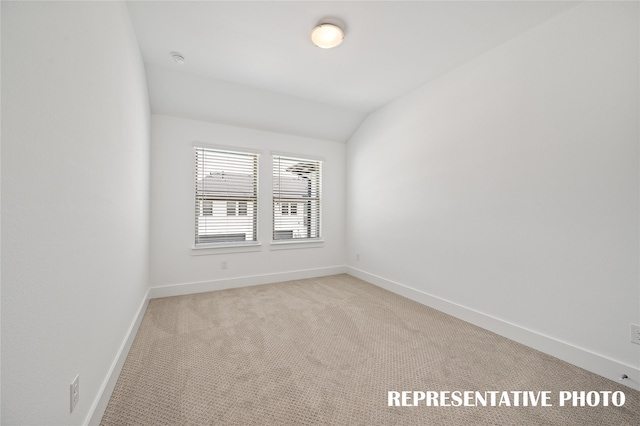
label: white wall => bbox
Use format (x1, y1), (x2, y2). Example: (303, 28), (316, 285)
(347, 1), (639, 381)
(149, 114), (345, 292)
(145, 64), (366, 143)
(1, 2), (150, 424)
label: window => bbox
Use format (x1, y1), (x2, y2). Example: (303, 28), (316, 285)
(273, 155), (321, 240)
(226, 201), (236, 216)
(225, 201), (248, 216)
(202, 200), (213, 216)
(238, 201), (248, 216)
(194, 147), (258, 245)
(277, 202), (298, 216)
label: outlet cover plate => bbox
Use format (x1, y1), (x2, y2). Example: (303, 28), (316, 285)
(70, 374), (79, 413)
(631, 324), (640, 345)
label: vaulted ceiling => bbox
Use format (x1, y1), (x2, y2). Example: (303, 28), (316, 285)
(127, 1), (577, 142)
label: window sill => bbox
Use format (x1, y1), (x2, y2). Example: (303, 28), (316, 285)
(269, 239), (325, 251)
(191, 242), (262, 256)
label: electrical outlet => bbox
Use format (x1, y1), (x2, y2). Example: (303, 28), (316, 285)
(221, 260), (228, 270)
(70, 374), (79, 413)
(356, 253), (360, 261)
(631, 324), (640, 345)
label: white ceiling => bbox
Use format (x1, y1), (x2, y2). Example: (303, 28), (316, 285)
(127, 1), (577, 142)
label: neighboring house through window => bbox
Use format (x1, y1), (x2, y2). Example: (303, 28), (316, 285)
(202, 200), (213, 216)
(279, 202), (298, 216)
(238, 201), (248, 216)
(226, 201), (249, 216)
(194, 147), (258, 245)
(273, 155), (321, 240)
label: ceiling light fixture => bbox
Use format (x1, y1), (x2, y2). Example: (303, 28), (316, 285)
(310, 23), (344, 49)
(170, 51), (186, 64)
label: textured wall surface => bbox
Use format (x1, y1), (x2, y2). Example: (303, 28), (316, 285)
(1, 2), (150, 423)
(347, 1), (639, 376)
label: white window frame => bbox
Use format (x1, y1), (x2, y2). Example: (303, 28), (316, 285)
(193, 145), (260, 251)
(272, 154), (323, 246)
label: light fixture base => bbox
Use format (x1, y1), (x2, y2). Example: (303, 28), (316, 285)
(311, 23), (344, 49)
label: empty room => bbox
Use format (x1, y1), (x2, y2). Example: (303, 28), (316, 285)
(2, 1), (639, 425)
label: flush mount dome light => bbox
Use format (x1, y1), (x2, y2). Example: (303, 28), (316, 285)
(311, 23), (344, 49)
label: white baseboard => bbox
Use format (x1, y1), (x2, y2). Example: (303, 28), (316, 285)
(148, 265), (348, 299)
(347, 267), (640, 392)
(85, 265), (638, 425)
(86, 290), (150, 426)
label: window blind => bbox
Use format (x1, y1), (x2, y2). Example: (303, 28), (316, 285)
(194, 147), (258, 245)
(273, 155), (321, 240)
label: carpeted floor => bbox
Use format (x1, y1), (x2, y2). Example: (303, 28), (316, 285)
(101, 274), (639, 425)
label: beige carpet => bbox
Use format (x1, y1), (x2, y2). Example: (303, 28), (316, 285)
(101, 274), (639, 425)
